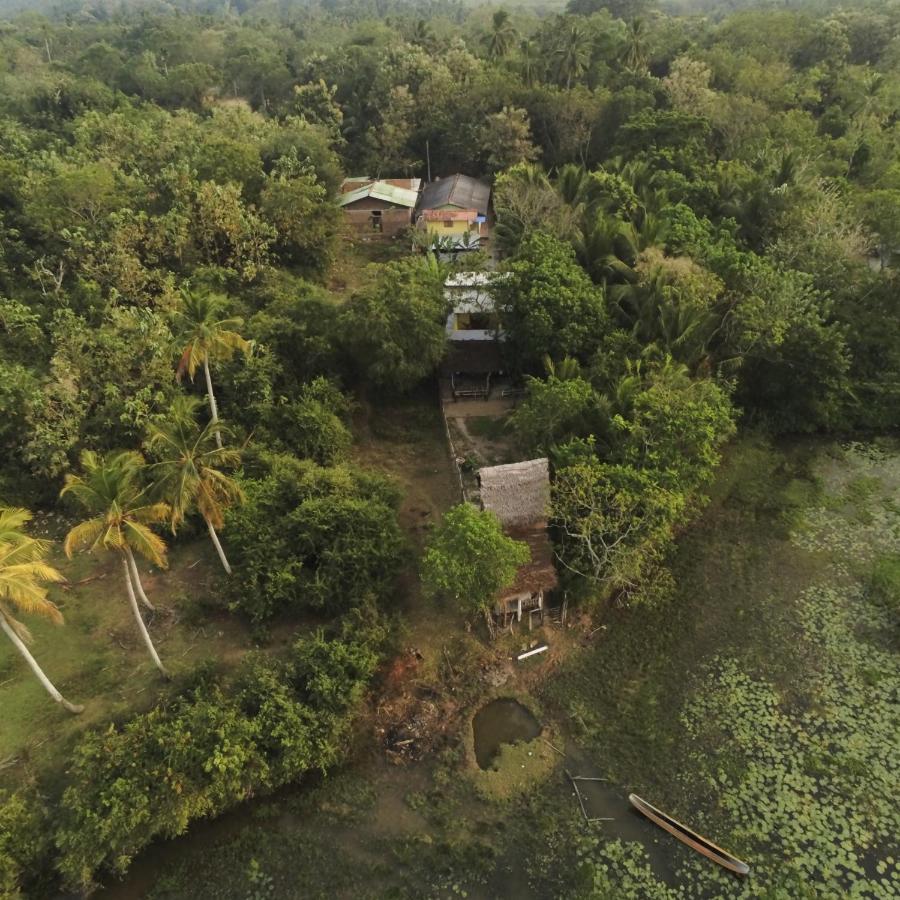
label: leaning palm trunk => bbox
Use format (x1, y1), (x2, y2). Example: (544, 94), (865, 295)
(206, 518), (232, 575)
(121, 557), (168, 677)
(203, 355), (223, 450)
(0, 614), (83, 713)
(125, 546), (155, 611)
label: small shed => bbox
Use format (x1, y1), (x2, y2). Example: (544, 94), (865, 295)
(478, 459), (558, 629)
(339, 177), (421, 238)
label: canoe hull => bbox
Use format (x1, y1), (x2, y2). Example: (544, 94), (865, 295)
(628, 793), (751, 877)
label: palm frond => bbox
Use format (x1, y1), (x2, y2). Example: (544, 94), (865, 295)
(123, 520), (168, 568)
(63, 517), (107, 558)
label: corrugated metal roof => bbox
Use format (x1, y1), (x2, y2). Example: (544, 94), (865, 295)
(338, 179), (421, 208)
(419, 175), (491, 216)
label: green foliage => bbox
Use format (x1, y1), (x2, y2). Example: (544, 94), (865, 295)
(552, 461), (684, 599)
(339, 258), (448, 391)
(421, 503), (530, 623)
(261, 378), (353, 465)
(870, 555), (900, 617)
(494, 232), (607, 371)
(509, 375), (598, 454)
(0, 790), (49, 900)
(620, 368), (736, 492)
(258, 155), (339, 276)
(224, 453), (404, 623)
(54, 620), (385, 891)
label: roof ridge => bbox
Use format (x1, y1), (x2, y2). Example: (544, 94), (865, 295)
(451, 173), (462, 203)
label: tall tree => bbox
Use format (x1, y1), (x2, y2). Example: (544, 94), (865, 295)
(0, 510), (83, 714)
(147, 395), (244, 575)
(554, 23), (592, 89)
(174, 289), (252, 449)
(486, 10), (517, 60)
(518, 39), (544, 87)
(61, 451), (171, 677)
(622, 18), (648, 74)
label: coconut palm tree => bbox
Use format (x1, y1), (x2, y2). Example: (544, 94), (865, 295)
(622, 18), (648, 73)
(61, 451), (171, 677)
(0, 512), (83, 714)
(147, 395), (244, 575)
(485, 10), (517, 60)
(0, 506), (37, 545)
(174, 289), (252, 449)
(518, 39), (543, 87)
(554, 23), (592, 89)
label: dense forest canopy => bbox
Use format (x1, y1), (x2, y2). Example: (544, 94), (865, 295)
(0, 0), (899, 894)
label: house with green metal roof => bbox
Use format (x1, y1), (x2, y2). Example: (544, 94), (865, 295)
(338, 177), (422, 238)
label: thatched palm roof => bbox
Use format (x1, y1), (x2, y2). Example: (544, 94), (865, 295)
(478, 458), (550, 529)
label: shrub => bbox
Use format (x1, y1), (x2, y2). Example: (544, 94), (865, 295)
(224, 453), (404, 622)
(0, 790), (49, 900)
(54, 622), (385, 891)
(259, 377), (354, 465)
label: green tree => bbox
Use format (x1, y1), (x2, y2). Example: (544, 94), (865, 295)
(61, 451), (171, 677)
(621, 18), (649, 74)
(509, 375), (598, 454)
(621, 364), (735, 491)
(147, 395), (244, 575)
(259, 155), (339, 275)
(551, 461), (683, 598)
(479, 106), (539, 174)
(340, 258), (447, 391)
(422, 503), (530, 636)
(174, 289), (252, 449)
(0, 510), (83, 714)
(494, 231), (607, 371)
(554, 22), (592, 89)
(492, 164), (578, 255)
(485, 10), (517, 60)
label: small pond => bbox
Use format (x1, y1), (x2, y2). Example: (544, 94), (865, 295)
(472, 698), (541, 769)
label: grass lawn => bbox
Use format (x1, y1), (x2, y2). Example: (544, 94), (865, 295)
(0, 532), (255, 785)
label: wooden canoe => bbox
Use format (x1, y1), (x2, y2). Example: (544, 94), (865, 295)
(628, 793), (751, 876)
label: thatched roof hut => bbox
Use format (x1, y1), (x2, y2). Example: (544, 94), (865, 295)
(478, 459), (558, 619)
(478, 458), (550, 530)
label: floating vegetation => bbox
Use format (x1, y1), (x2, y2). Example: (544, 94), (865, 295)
(571, 441), (900, 898)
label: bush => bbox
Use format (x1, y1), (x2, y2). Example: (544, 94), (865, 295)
(224, 454), (404, 623)
(0, 790), (49, 900)
(260, 378), (353, 465)
(54, 621), (385, 891)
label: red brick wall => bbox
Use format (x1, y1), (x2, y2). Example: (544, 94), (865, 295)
(342, 203), (413, 238)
